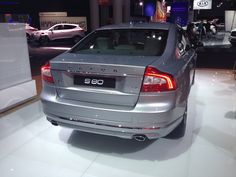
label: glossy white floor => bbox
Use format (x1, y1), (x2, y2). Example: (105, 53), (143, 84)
(0, 69), (236, 177)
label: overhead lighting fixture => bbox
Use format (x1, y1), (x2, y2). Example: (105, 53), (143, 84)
(139, 1), (143, 6)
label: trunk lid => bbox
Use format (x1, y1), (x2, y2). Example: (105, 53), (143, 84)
(50, 53), (160, 107)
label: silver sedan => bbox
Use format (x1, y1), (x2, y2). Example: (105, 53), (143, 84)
(41, 22), (197, 141)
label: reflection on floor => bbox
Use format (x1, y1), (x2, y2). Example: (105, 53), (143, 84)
(32, 75), (42, 96)
(202, 31), (231, 47)
(0, 69), (236, 177)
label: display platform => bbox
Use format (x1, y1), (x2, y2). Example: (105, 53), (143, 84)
(0, 80), (36, 112)
(0, 69), (235, 177)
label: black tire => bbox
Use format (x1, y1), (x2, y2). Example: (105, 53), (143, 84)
(73, 35), (82, 44)
(192, 70), (195, 85)
(26, 33), (30, 42)
(39, 36), (49, 46)
(191, 56), (196, 86)
(165, 106), (187, 139)
(233, 61), (236, 80)
(230, 42), (236, 46)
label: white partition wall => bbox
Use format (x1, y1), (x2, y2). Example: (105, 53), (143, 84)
(225, 11), (236, 31)
(0, 23), (36, 112)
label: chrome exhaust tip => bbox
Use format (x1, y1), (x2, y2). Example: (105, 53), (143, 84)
(133, 135), (147, 142)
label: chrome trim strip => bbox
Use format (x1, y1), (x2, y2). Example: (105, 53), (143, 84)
(59, 116), (160, 130)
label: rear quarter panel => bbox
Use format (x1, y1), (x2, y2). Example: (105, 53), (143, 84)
(149, 25), (196, 110)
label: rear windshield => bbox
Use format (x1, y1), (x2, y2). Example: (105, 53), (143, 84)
(70, 29), (168, 56)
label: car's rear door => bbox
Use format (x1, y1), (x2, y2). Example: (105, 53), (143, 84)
(62, 25), (76, 39)
(50, 25), (65, 40)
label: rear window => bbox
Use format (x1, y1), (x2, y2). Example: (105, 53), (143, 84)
(71, 29), (168, 56)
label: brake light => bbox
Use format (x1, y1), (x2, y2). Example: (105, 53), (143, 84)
(41, 62), (54, 83)
(141, 66), (176, 92)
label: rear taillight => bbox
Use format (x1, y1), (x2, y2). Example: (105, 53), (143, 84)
(141, 66), (176, 92)
(41, 62), (54, 83)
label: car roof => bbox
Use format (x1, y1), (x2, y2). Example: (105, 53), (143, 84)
(232, 28), (236, 32)
(54, 23), (78, 26)
(97, 22), (174, 31)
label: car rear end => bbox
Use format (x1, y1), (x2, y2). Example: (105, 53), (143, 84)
(25, 24), (38, 40)
(229, 29), (236, 45)
(72, 24), (85, 38)
(41, 23), (188, 140)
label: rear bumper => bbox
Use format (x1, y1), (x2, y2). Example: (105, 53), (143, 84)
(229, 36), (236, 43)
(46, 113), (183, 139)
(41, 92), (185, 140)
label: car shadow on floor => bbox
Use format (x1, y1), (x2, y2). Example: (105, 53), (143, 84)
(67, 130), (154, 153)
(28, 39), (74, 48)
(65, 129), (193, 161)
(63, 103), (201, 162)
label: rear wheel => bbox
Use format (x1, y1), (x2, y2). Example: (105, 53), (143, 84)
(233, 60), (236, 80)
(165, 106), (187, 139)
(39, 36), (49, 46)
(230, 42), (236, 46)
(192, 69), (196, 85)
(73, 35), (82, 44)
(26, 33), (31, 42)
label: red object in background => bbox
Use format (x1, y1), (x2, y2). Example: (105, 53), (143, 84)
(98, 0), (110, 6)
(153, 1), (167, 22)
(41, 63), (54, 84)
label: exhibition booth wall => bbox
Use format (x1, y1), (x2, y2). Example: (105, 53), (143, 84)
(225, 10), (236, 31)
(0, 23), (36, 113)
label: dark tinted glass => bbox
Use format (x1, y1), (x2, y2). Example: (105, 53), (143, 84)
(71, 29), (168, 56)
(64, 25), (76, 29)
(53, 25), (63, 30)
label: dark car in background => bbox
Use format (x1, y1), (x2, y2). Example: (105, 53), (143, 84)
(229, 28), (236, 46)
(40, 22), (197, 141)
(192, 20), (217, 36)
